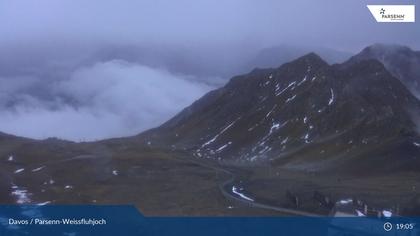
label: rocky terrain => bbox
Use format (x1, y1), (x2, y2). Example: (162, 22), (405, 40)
(1, 44), (420, 216)
(140, 52), (420, 175)
(347, 43), (420, 98)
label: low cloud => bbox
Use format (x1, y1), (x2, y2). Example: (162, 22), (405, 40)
(0, 60), (212, 141)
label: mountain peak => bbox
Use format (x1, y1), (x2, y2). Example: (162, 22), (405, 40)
(276, 52), (329, 74)
(293, 52), (328, 66)
(360, 43), (415, 57)
(347, 43), (420, 98)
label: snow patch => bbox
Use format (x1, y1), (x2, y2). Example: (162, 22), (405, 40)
(37, 201), (51, 206)
(11, 185), (32, 204)
(14, 168), (24, 174)
(285, 95), (297, 103)
(201, 118), (240, 148)
(31, 166), (45, 172)
(248, 123), (259, 131)
(355, 210), (365, 217)
(268, 121), (288, 137)
(43, 179), (55, 185)
(270, 123), (280, 133)
(216, 142), (232, 153)
(275, 81), (296, 96)
(303, 133), (310, 143)
(232, 186), (254, 202)
(297, 76), (307, 86)
(328, 88), (335, 106)
(258, 146), (272, 154)
(338, 199), (353, 204)
(382, 210), (392, 218)
(266, 105), (277, 118)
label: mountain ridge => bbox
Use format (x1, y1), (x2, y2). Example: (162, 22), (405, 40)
(346, 43), (420, 98)
(134, 51), (420, 174)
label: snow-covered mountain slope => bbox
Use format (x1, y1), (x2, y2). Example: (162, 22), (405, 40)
(139, 53), (420, 173)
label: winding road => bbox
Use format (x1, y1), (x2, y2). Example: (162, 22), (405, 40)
(185, 157), (321, 216)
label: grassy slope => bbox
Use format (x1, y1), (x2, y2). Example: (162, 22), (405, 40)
(0, 137), (282, 216)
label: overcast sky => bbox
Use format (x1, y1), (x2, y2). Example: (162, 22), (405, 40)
(0, 0), (418, 141)
(1, 0), (418, 51)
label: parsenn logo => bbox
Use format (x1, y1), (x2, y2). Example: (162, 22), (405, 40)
(380, 8), (386, 15)
(367, 5), (415, 22)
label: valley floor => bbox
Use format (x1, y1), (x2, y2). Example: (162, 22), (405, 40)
(1, 139), (419, 216)
(236, 167), (420, 216)
(0, 141), (283, 216)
